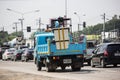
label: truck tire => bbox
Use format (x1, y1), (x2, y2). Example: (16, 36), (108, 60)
(37, 61), (42, 71)
(61, 66), (66, 70)
(46, 66), (51, 72)
(71, 65), (81, 71)
(46, 64), (56, 72)
(34, 58), (37, 64)
(113, 64), (117, 67)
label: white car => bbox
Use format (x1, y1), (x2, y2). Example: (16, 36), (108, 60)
(2, 49), (15, 60)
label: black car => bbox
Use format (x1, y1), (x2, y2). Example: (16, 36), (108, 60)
(91, 42), (120, 68)
(21, 49), (34, 62)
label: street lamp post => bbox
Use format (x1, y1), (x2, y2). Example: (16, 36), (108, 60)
(7, 8), (40, 39)
(18, 18), (24, 38)
(74, 12), (80, 32)
(13, 22), (19, 37)
(74, 12), (81, 42)
(65, 0), (67, 17)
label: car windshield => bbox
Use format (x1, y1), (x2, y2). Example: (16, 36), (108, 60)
(107, 44), (120, 51)
(16, 50), (23, 53)
(28, 50), (34, 54)
(7, 49), (14, 52)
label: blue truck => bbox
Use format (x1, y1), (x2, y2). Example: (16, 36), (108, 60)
(34, 17), (86, 72)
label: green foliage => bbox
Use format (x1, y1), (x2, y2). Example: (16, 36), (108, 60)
(73, 15), (120, 41)
(82, 18), (120, 35)
(30, 32), (35, 39)
(0, 31), (9, 45)
(0, 31), (23, 45)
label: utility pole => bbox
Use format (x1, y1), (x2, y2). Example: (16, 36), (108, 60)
(3, 26), (4, 31)
(39, 18), (41, 31)
(7, 8), (40, 39)
(14, 22), (19, 37)
(18, 18), (24, 38)
(101, 13), (106, 43)
(65, 0), (67, 17)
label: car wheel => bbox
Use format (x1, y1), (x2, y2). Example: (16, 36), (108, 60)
(61, 66), (66, 70)
(21, 59), (24, 62)
(25, 58), (28, 62)
(91, 59), (95, 67)
(87, 61), (91, 66)
(113, 64), (117, 67)
(14, 58), (17, 61)
(11, 59), (14, 61)
(100, 59), (106, 68)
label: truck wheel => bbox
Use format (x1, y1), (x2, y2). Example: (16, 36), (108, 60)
(34, 58), (37, 64)
(71, 65), (81, 71)
(46, 66), (51, 72)
(113, 64), (117, 67)
(61, 66), (66, 70)
(46, 64), (56, 72)
(100, 59), (106, 68)
(37, 61), (41, 71)
(46, 66), (55, 72)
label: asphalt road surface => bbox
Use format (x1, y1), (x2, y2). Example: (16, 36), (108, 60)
(0, 60), (120, 80)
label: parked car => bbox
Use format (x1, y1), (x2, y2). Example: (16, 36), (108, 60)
(21, 49), (34, 62)
(0, 46), (10, 59)
(91, 42), (120, 68)
(2, 49), (14, 60)
(11, 49), (23, 61)
(84, 41), (96, 65)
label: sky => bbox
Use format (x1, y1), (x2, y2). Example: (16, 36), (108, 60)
(0, 0), (120, 38)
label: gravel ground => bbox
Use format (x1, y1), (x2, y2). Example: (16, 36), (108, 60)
(0, 69), (70, 80)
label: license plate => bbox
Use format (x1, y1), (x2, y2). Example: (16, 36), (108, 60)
(63, 59), (72, 64)
(114, 53), (120, 56)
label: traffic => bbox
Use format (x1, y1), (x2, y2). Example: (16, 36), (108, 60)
(0, 17), (120, 73)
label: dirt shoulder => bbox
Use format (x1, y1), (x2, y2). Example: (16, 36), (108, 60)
(0, 69), (69, 80)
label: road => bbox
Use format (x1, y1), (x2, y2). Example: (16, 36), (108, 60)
(0, 60), (120, 80)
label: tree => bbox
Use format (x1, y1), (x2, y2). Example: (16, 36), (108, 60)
(82, 15), (120, 35)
